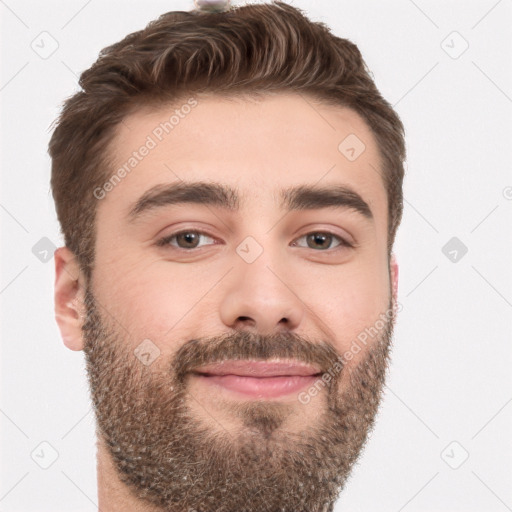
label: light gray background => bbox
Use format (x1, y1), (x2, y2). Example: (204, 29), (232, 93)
(1, 1), (511, 511)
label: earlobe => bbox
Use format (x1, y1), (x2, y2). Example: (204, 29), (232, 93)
(390, 252), (399, 304)
(54, 246), (86, 351)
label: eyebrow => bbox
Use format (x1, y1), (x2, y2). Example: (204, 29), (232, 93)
(127, 181), (373, 222)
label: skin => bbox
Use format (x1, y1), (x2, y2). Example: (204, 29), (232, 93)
(54, 92), (399, 511)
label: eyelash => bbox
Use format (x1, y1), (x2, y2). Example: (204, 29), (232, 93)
(155, 229), (355, 252)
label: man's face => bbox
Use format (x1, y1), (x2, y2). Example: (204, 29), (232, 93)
(76, 93), (398, 511)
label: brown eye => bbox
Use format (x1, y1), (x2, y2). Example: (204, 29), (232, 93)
(176, 232), (200, 248)
(307, 233), (334, 250)
(156, 230), (216, 249)
(291, 232), (351, 251)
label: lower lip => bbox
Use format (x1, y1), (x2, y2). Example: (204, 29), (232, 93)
(194, 373), (320, 398)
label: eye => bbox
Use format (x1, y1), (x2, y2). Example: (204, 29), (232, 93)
(156, 229), (354, 252)
(156, 230), (217, 250)
(291, 231), (353, 251)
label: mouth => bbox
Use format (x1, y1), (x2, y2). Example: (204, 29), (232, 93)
(191, 359), (323, 399)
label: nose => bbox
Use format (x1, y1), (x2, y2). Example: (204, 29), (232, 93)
(218, 254), (305, 335)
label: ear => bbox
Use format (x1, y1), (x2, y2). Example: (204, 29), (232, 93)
(54, 246), (86, 351)
(389, 252), (399, 303)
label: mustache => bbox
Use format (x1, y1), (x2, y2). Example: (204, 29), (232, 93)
(172, 330), (342, 381)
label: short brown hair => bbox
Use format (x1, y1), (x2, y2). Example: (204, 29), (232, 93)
(49, 1), (405, 282)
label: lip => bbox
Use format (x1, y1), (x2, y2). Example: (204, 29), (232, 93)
(193, 359), (322, 377)
(191, 359), (323, 399)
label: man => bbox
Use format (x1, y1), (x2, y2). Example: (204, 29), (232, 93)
(51, 1), (405, 510)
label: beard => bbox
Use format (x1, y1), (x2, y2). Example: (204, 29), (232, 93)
(82, 284), (397, 512)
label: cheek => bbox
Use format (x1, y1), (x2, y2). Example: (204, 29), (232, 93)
(301, 263), (390, 353)
(92, 256), (219, 356)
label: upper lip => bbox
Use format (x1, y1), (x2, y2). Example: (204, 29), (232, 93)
(192, 359), (322, 377)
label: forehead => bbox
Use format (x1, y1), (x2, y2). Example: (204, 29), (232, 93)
(101, 92), (387, 224)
